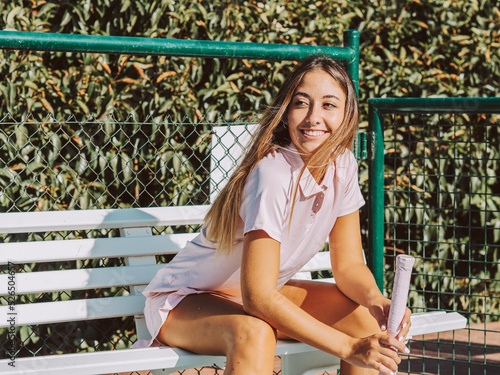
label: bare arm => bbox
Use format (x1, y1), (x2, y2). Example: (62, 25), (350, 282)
(241, 230), (354, 357)
(329, 211), (411, 339)
(241, 229), (407, 374)
(329, 211), (384, 307)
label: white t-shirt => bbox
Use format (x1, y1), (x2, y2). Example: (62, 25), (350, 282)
(142, 143), (365, 306)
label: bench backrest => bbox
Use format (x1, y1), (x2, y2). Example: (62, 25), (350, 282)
(210, 124), (256, 201)
(0, 125), (333, 344)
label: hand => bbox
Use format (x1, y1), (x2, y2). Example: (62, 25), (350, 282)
(368, 295), (412, 343)
(345, 333), (408, 375)
(396, 307), (412, 342)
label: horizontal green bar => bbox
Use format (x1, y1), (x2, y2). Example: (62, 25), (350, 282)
(0, 30), (356, 61)
(369, 97), (500, 113)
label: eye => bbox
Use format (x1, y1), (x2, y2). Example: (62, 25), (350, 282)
(293, 99), (308, 107)
(323, 102), (337, 109)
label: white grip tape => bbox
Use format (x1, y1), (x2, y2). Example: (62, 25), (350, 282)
(387, 254), (415, 337)
(379, 254), (415, 375)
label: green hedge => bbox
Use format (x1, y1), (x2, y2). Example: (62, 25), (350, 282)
(1, 0), (498, 122)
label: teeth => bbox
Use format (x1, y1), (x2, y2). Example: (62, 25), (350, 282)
(303, 130), (325, 136)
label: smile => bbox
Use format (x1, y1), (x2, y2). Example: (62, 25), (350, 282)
(301, 129), (327, 137)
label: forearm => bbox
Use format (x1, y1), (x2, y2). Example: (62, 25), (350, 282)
(329, 211), (386, 309)
(334, 262), (385, 308)
(241, 231), (354, 358)
(243, 288), (354, 359)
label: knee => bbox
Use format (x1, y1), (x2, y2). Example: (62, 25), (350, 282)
(228, 316), (277, 358)
(224, 317), (277, 373)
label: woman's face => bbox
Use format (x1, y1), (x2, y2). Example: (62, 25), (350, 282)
(286, 69), (346, 160)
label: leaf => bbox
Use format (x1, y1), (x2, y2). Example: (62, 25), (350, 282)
(15, 124), (28, 148)
(37, 3), (59, 18)
(6, 7), (23, 27)
(156, 71), (177, 83)
(98, 58), (112, 75)
(76, 100), (89, 115)
(133, 63), (147, 79)
(40, 98), (54, 113)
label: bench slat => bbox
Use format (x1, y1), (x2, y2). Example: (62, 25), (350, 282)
(1, 253), (334, 295)
(0, 295), (145, 328)
(0, 258), (334, 295)
(0, 233), (197, 264)
(299, 251), (330, 272)
(0, 248), (333, 295)
(408, 311), (467, 337)
(0, 346), (226, 375)
(0, 205), (208, 234)
(0, 264), (164, 295)
(0, 340), (321, 375)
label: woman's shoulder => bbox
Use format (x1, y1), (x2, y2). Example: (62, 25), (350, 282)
(335, 148), (358, 168)
(333, 149), (360, 184)
(247, 150), (294, 190)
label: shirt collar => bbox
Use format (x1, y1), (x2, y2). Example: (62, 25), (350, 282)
(281, 143), (333, 198)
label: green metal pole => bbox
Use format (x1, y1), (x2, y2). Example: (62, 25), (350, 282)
(368, 97), (500, 114)
(0, 30), (356, 62)
(368, 101), (385, 292)
(343, 29), (360, 95)
(366, 96), (500, 294)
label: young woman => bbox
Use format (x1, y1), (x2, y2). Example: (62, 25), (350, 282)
(136, 56), (411, 375)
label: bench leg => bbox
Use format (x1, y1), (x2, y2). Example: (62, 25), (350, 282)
(281, 351), (341, 375)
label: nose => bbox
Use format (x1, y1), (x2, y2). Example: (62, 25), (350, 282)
(307, 104), (322, 126)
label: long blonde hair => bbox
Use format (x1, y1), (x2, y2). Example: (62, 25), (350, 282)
(204, 55), (359, 256)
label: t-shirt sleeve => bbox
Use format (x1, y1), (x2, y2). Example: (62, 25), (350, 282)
(337, 151), (365, 217)
(240, 161), (290, 243)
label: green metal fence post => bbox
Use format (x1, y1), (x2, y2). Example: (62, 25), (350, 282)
(342, 29), (360, 95)
(368, 100), (385, 292)
(367, 96), (500, 294)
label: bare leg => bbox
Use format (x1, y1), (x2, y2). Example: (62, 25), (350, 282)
(157, 293), (277, 375)
(279, 279), (382, 375)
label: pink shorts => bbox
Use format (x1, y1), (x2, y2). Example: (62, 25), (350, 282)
(131, 287), (207, 348)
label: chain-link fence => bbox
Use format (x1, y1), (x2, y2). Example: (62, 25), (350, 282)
(2, 98), (499, 375)
(0, 116), (240, 375)
(1, 115), (349, 375)
(370, 98), (500, 374)
(0, 113), (222, 212)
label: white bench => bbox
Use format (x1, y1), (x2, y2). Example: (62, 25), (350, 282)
(0, 125), (466, 375)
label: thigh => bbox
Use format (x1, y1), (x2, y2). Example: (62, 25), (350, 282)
(157, 293), (275, 356)
(278, 279), (379, 339)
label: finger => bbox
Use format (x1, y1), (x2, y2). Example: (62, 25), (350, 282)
(375, 363), (395, 375)
(383, 335), (410, 355)
(372, 306), (388, 331)
(368, 350), (398, 375)
(401, 307), (412, 327)
(397, 320), (410, 339)
(376, 347), (401, 374)
(397, 308), (412, 339)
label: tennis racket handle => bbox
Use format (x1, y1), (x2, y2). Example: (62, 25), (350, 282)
(387, 254), (415, 337)
(379, 255), (415, 374)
